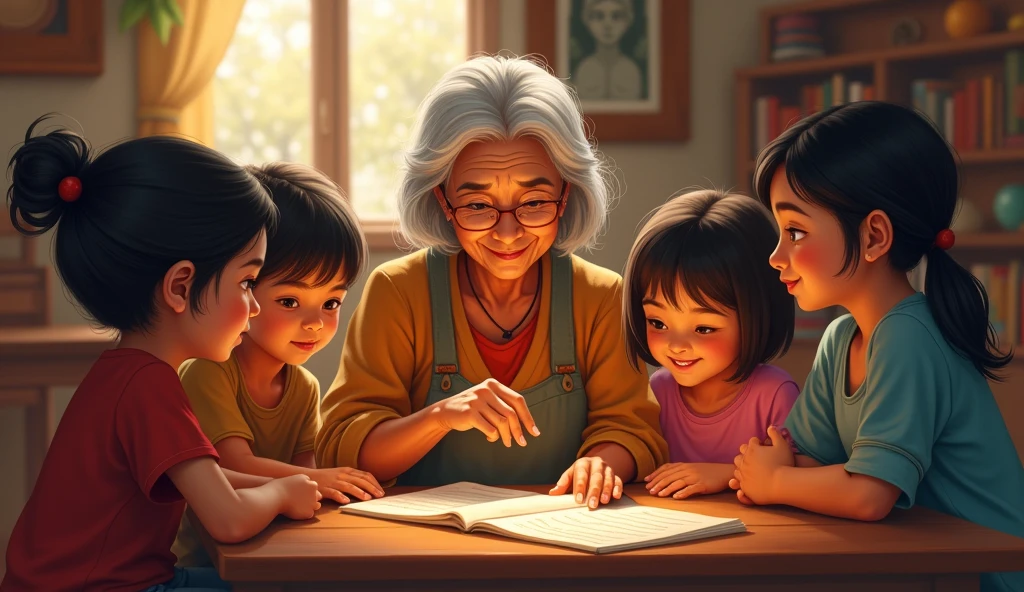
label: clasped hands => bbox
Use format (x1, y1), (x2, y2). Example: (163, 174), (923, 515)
(433, 378), (623, 510)
(728, 425), (794, 505)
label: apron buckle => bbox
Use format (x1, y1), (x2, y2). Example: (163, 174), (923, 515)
(561, 373), (574, 392)
(440, 374), (452, 392)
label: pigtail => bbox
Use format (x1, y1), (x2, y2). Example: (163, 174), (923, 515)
(7, 114), (91, 236)
(924, 249), (1012, 380)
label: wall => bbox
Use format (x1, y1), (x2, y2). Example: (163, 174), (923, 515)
(0, 0), (137, 577)
(0, 0), (791, 577)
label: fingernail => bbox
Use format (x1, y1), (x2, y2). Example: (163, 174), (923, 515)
(518, 436), (526, 446)
(613, 486), (621, 497)
(643, 475), (650, 481)
(531, 426), (540, 436)
(589, 497), (598, 508)
(650, 488), (658, 494)
(601, 493), (609, 503)
(575, 493), (583, 503)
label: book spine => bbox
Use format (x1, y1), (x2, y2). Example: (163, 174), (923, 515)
(983, 75), (994, 150)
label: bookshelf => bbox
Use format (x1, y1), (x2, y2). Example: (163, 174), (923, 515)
(735, 0), (1024, 456)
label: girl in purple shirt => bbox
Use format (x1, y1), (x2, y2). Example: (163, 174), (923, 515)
(622, 189), (800, 500)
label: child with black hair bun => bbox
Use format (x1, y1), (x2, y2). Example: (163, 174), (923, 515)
(1, 116), (322, 592)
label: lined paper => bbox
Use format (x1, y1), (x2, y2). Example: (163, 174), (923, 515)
(344, 482), (534, 518)
(480, 505), (743, 551)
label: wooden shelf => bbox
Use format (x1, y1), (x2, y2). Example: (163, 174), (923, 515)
(954, 232), (1024, 248)
(740, 148), (1024, 178)
(958, 149), (1024, 165)
(759, 0), (886, 18)
(739, 30), (1024, 80)
(738, 53), (875, 79)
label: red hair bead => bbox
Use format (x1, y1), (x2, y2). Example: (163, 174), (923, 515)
(58, 176), (82, 202)
(934, 228), (955, 250)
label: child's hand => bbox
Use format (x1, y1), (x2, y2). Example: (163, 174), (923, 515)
(729, 426), (793, 505)
(643, 462), (732, 499)
(311, 467), (385, 504)
(274, 474), (323, 520)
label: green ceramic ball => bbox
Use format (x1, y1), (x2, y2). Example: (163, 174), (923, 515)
(993, 184), (1024, 231)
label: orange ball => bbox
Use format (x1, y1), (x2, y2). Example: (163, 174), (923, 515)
(944, 0), (992, 39)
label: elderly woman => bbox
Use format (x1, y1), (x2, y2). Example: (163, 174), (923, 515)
(315, 55), (666, 509)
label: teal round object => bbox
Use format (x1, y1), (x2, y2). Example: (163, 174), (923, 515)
(993, 184), (1024, 231)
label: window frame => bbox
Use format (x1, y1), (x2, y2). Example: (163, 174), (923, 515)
(309, 0), (500, 250)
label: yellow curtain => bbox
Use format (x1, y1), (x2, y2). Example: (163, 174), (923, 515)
(136, 0), (245, 145)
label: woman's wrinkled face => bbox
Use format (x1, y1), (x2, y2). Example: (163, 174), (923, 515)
(434, 138), (567, 281)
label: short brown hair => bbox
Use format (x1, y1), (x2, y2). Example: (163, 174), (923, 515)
(622, 189), (794, 382)
(245, 162), (367, 288)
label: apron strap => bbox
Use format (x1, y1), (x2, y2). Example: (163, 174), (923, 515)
(426, 249), (459, 374)
(548, 253), (578, 374)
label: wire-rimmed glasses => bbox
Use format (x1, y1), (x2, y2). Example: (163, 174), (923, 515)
(440, 184), (566, 232)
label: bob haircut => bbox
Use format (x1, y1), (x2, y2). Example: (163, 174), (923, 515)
(622, 189), (794, 382)
(245, 162), (367, 288)
(396, 54), (616, 255)
(7, 115), (277, 334)
(753, 100), (1011, 379)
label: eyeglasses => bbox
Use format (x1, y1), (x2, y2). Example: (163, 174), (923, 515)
(440, 184), (567, 232)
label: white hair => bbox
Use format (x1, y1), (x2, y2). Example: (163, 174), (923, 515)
(397, 54), (618, 255)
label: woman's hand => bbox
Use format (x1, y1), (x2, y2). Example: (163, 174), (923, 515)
(644, 462), (733, 499)
(729, 426), (794, 505)
(549, 456), (623, 510)
(433, 378), (541, 447)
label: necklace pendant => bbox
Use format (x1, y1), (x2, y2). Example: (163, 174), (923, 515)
(502, 330), (513, 340)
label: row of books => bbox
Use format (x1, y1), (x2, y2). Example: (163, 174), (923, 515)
(752, 50), (1024, 155)
(752, 73), (874, 155)
(911, 52), (1024, 152)
(972, 262), (1024, 349)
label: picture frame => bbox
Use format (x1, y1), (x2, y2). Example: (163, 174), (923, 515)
(526, 0), (690, 142)
(0, 0), (104, 75)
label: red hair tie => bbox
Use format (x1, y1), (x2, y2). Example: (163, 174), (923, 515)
(58, 176), (82, 202)
(933, 228), (955, 250)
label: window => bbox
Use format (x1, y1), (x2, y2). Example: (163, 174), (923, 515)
(214, 0), (312, 166)
(214, 0), (499, 248)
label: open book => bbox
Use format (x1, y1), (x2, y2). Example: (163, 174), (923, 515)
(341, 481), (746, 554)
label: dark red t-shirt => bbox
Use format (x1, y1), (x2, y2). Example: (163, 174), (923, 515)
(469, 311), (539, 386)
(1, 349), (219, 592)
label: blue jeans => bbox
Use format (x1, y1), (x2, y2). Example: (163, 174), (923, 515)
(141, 567), (232, 591)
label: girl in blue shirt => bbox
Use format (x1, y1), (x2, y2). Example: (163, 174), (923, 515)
(730, 101), (1024, 592)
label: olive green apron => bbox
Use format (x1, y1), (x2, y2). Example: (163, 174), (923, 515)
(397, 250), (588, 486)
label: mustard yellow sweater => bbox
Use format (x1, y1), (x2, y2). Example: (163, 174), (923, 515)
(315, 249), (667, 479)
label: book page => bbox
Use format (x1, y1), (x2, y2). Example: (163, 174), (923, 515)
(455, 491), (582, 527)
(474, 504), (745, 554)
(341, 482), (535, 523)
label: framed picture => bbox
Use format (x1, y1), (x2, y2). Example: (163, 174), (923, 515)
(527, 0), (689, 142)
(0, 0), (103, 75)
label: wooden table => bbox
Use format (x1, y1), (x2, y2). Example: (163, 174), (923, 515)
(196, 484), (1024, 592)
(0, 325), (116, 496)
